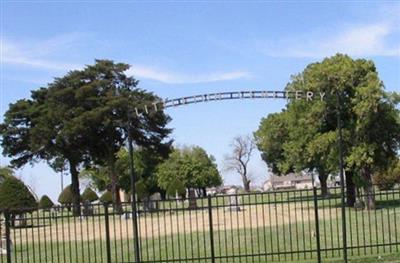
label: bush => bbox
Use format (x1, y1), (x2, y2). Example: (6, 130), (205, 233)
(58, 185), (74, 205)
(81, 188), (99, 203)
(373, 161), (400, 190)
(166, 179), (186, 198)
(99, 191), (113, 203)
(38, 195), (54, 209)
(0, 176), (37, 213)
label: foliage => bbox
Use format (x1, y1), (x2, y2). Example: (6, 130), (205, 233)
(81, 188), (99, 203)
(135, 180), (149, 200)
(0, 166), (14, 180)
(255, 54), (400, 205)
(166, 179), (186, 198)
(0, 59), (172, 215)
(373, 160), (400, 190)
(254, 113), (290, 175)
(38, 195), (54, 209)
(81, 144), (171, 200)
(99, 191), (113, 203)
(156, 146), (222, 194)
(0, 175), (37, 213)
(58, 185), (74, 205)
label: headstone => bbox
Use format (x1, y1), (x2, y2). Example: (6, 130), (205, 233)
(121, 212), (140, 220)
(149, 193), (161, 211)
(354, 200), (365, 211)
(82, 201), (94, 217)
(121, 212), (131, 220)
(226, 188), (241, 211)
(0, 238), (7, 255)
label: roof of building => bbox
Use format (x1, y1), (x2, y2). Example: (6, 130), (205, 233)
(266, 173), (313, 183)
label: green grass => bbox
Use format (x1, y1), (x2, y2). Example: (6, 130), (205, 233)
(2, 188), (400, 262)
(3, 213), (400, 263)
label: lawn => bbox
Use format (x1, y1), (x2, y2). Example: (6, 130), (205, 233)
(2, 188), (400, 262)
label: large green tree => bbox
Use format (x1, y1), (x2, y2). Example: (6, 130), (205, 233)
(0, 60), (172, 215)
(72, 60), (171, 212)
(0, 77), (90, 215)
(156, 146), (222, 208)
(255, 54), (400, 208)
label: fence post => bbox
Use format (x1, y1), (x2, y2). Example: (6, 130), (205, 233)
(4, 210), (12, 263)
(312, 186), (322, 263)
(104, 204), (112, 263)
(207, 195), (216, 263)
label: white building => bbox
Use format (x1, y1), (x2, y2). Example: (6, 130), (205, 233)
(263, 173), (316, 191)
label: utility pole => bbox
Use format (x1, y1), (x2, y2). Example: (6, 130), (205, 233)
(127, 106), (141, 263)
(336, 90), (348, 263)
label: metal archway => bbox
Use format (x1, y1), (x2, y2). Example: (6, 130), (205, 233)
(135, 89), (325, 116)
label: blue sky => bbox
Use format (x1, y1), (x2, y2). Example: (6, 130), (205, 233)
(1, 1), (399, 201)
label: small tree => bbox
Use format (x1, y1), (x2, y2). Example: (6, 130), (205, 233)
(0, 176), (37, 226)
(99, 191), (113, 204)
(58, 185), (73, 209)
(81, 188), (99, 203)
(38, 195), (54, 210)
(157, 146), (222, 209)
(224, 135), (255, 192)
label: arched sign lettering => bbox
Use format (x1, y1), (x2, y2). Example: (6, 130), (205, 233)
(135, 90), (325, 117)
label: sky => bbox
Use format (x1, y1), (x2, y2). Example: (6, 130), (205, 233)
(0, 1), (399, 201)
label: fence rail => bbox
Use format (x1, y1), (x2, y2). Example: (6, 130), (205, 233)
(1, 186), (400, 263)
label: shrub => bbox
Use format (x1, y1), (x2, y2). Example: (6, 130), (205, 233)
(81, 188), (99, 203)
(99, 191), (113, 203)
(38, 195), (54, 209)
(0, 176), (37, 213)
(58, 185), (74, 205)
(373, 161), (400, 190)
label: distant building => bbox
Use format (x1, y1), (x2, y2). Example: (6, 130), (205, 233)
(206, 185), (243, 196)
(263, 173), (315, 191)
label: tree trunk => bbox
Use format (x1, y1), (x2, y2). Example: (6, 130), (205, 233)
(318, 169), (329, 197)
(10, 214), (15, 228)
(108, 156), (123, 214)
(241, 165), (251, 192)
(242, 177), (250, 192)
(69, 161), (81, 216)
(202, 187), (207, 197)
(345, 170), (356, 207)
(362, 167), (375, 210)
(160, 191), (166, 200)
(320, 177), (329, 197)
(188, 188), (197, 209)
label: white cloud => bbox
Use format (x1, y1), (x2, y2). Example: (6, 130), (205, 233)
(126, 66), (250, 84)
(1, 36), (250, 84)
(2, 37), (82, 71)
(259, 22), (400, 58)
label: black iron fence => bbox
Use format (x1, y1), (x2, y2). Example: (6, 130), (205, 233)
(1, 186), (400, 263)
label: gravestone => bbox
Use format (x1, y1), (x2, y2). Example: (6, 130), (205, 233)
(82, 201), (94, 217)
(354, 200), (365, 211)
(149, 193), (161, 211)
(142, 193), (161, 212)
(226, 188), (241, 211)
(0, 218), (11, 255)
